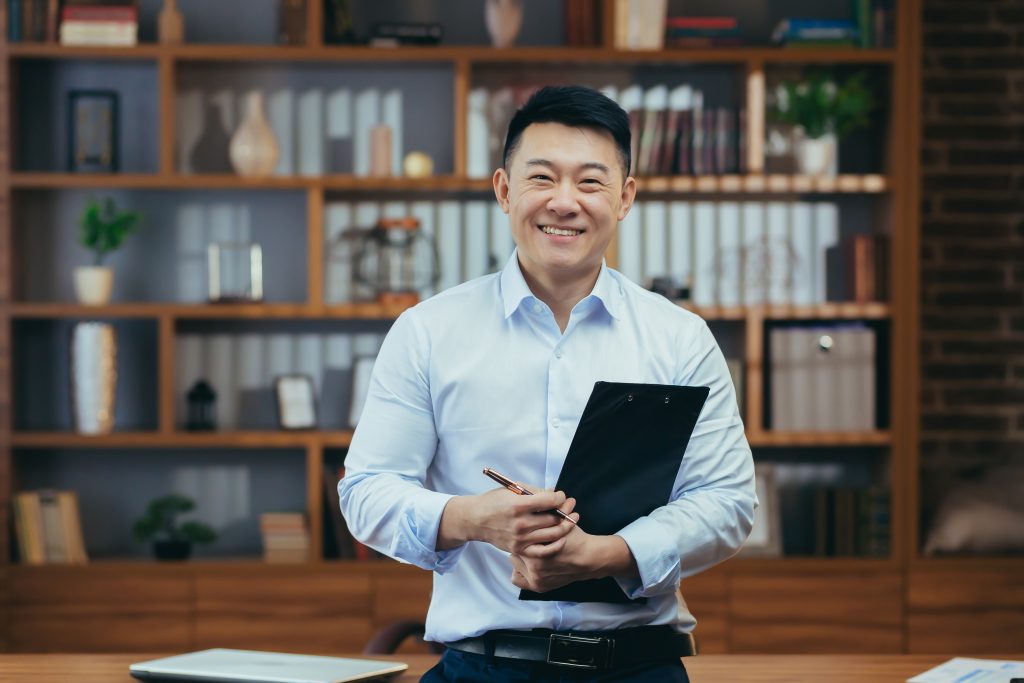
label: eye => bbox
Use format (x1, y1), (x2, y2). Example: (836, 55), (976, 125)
(530, 174), (553, 182)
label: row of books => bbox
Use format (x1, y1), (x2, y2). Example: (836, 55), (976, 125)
(466, 83), (746, 179)
(772, 4), (894, 50)
(621, 84), (747, 177)
(783, 485), (890, 557)
(259, 511), (310, 563)
(12, 489), (89, 565)
(664, 16), (742, 49)
(6, 0), (138, 45)
(322, 465), (379, 561)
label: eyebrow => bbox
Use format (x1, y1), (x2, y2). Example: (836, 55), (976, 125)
(524, 159), (611, 175)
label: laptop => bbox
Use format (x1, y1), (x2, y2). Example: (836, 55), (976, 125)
(129, 649), (408, 683)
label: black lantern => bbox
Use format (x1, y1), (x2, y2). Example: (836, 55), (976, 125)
(185, 380), (217, 431)
(352, 217), (440, 307)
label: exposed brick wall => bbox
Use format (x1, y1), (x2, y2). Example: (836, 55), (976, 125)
(919, 0), (1024, 540)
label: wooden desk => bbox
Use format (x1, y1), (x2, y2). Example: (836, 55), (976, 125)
(0, 653), (987, 682)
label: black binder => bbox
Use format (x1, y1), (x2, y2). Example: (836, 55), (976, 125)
(519, 381), (710, 604)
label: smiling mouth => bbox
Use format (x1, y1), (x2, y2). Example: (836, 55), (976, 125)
(539, 225), (584, 237)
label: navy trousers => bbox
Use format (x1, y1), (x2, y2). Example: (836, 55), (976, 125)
(420, 648), (690, 683)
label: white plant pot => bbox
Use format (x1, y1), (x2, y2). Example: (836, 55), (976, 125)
(795, 132), (838, 177)
(73, 266), (114, 305)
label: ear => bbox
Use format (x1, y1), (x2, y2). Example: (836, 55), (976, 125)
(617, 176), (637, 221)
(493, 167), (511, 214)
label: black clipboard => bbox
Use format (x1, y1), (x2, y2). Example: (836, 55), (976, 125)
(519, 381), (710, 604)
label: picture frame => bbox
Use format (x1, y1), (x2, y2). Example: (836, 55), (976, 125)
(348, 356), (376, 428)
(67, 90), (119, 173)
(274, 374), (317, 430)
(739, 463), (783, 557)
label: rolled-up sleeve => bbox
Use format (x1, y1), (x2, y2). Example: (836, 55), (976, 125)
(615, 321), (757, 599)
(338, 310), (465, 572)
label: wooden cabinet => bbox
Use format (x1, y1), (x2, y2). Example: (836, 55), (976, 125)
(907, 564), (1024, 654)
(9, 569), (191, 652)
(729, 570), (903, 653)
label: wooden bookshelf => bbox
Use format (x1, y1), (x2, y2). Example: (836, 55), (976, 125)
(6, 0), (1013, 659)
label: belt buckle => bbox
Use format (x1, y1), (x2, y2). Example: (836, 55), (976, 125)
(546, 633), (614, 670)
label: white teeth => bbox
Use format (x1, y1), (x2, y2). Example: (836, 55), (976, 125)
(541, 226), (582, 237)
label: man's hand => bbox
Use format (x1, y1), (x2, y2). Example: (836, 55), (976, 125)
(437, 486), (578, 554)
(509, 530), (638, 594)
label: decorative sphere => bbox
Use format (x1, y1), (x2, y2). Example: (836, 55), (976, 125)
(403, 151), (434, 178)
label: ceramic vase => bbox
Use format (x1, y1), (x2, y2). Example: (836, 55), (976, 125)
(485, 0), (523, 49)
(795, 131), (838, 176)
(158, 0), (184, 44)
(229, 92), (280, 178)
(73, 266), (113, 305)
(71, 322), (117, 435)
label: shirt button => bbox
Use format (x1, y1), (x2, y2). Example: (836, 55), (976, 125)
(533, 303), (542, 313)
(551, 418), (560, 429)
(555, 349), (563, 359)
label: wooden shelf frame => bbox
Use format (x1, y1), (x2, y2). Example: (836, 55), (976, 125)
(4, 0), (993, 627)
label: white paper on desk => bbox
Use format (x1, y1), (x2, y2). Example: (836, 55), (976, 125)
(907, 657), (1024, 683)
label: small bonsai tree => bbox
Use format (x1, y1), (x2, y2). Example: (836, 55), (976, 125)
(133, 494), (217, 546)
(79, 197), (142, 267)
(771, 70), (875, 140)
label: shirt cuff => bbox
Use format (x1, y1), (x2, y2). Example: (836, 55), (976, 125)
(613, 516), (681, 599)
(391, 490), (465, 573)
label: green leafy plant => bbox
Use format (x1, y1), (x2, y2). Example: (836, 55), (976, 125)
(78, 197), (142, 267)
(771, 71), (875, 140)
(133, 494), (217, 545)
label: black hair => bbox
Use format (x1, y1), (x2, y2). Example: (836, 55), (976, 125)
(502, 85), (632, 178)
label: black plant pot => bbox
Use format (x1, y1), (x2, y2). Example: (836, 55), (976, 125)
(153, 539), (192, 561)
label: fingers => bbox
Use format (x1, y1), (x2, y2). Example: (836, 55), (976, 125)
(518, 534), (567, 558)
(510, 489), (566, 515)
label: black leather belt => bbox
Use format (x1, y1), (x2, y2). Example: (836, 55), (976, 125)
(445, 626), (696, 670)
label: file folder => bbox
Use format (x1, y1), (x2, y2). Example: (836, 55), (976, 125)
(519, 381), (710, 604)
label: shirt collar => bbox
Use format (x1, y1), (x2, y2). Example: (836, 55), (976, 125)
(499, 250), (623, 321)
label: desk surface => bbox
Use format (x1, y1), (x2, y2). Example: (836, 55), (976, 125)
(0, 653), (989, 682)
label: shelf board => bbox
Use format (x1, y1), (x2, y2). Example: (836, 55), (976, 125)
(9, 302), (408, 320)
(9, 302), (889, 321)
(6, 557), (411, 576)
(6, 555), (902, 576)
(637, 174), (889, 194)
(9, 172), (889, 194)
(11, 430), (887, 449)
(908, 556), (1024, 571)
(4, 43), (898, 65)
(726, 556), (898, 574)
(11, 431), (353, 448)
(4, 43), (164, 59)
(748, 430), (892, 447)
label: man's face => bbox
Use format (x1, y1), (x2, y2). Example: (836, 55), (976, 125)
(494, 122), (636, 287)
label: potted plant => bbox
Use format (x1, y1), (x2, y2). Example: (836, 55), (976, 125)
(133, 494), (217, 561)
(770, 71), (875, 176)
(74, 196), (142, 305)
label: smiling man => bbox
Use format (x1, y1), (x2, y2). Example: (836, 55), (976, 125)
(339, 86), (755, 682)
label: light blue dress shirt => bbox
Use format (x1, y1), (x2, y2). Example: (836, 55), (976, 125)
(339, 251), (756, 643)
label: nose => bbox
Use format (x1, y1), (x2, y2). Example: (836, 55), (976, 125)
(547, 179), (580, 216)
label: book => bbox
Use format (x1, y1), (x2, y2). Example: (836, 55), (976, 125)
(846, 234), (889, 302)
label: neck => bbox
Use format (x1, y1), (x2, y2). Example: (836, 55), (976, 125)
(518, 258), (601, 333)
